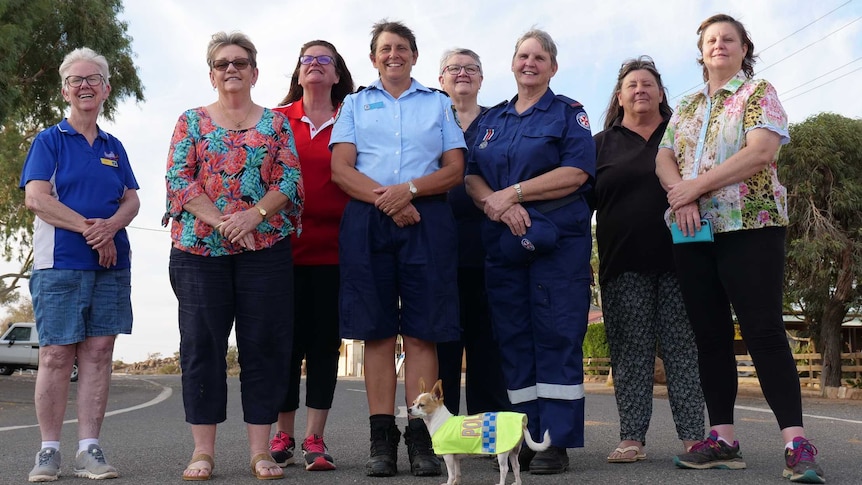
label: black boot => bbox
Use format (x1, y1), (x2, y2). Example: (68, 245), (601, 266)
(366, 415), (400, 477)
(530, 445), (569, 474)
(403, 418), (441, 476)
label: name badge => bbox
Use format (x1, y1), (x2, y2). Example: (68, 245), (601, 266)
(100, 158), (118, 167)
(364, 102), (385, 110)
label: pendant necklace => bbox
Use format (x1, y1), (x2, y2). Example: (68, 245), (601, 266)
(219, 100), (254, 129)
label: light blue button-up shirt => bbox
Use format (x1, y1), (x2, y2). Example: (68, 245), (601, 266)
(330, 78), (466, 186)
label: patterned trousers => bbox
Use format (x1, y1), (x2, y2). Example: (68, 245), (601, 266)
(602, 271), (704, 444)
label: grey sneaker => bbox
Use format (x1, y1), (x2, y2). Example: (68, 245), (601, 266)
(29, 448), (61, 482)
(74, 444), (118, 479)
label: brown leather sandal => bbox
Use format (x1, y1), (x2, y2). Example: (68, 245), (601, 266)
(250, 453), (284, 480)
(182, 453), (214, 481)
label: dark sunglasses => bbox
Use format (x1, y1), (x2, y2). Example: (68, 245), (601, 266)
(299, 55), (334, 65)
(212, 58), (252, 71)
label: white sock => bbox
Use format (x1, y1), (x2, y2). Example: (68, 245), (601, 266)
(41, 441), (60, 451)
(78, 438), (99, 454)
(785, 440), (795, 450)
(716, 436), (734, 446)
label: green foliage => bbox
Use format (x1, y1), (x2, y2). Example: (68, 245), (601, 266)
(0, 0), (145, 260)
(779, 112), (862, 387)
(583, 322), (609, 359)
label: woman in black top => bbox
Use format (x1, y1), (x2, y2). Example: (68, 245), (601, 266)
(594, 56), (704, 464)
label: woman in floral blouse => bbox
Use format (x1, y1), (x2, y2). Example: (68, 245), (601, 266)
(655, 14), (824, 484)
(164, 31), (303, 481)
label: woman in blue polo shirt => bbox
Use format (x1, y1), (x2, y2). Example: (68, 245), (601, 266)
(330, 20), (465, 479)
(20, 47), (140, 481)
(465, 29), (595, 475)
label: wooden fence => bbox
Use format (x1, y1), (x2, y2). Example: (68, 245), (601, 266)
(583, 352), (862, 388)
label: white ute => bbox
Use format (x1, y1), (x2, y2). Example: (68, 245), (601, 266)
(0, 322), (78, 381)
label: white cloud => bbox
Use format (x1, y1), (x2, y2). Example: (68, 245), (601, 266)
(4, 0), (860, 362)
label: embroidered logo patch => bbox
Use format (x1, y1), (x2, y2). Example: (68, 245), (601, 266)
(577, 112), (590, 131)
(520, 238), (536, 252)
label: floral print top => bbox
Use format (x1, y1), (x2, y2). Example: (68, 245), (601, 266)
(660, 71), (790, 233)
(164, 107), (303, 256)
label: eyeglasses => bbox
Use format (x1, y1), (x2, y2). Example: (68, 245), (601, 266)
(299, 55), (334, 65)
(64, 74), (104, 88)
(212, 58), (252, 71)
(442, 64), (481, 76)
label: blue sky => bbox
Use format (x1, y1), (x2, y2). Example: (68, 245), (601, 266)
(3, 0), (861, 362)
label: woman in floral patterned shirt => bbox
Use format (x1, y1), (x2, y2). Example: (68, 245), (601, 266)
(655, 14), (824, 484)
(164, 31), (303, 481)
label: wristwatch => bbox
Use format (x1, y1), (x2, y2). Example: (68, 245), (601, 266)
(254, 206), (267, 220)
(407, 180), (418, 199)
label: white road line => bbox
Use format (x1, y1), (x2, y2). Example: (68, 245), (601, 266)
(735, 405), (862, 424)
(0, 377), (172, 432)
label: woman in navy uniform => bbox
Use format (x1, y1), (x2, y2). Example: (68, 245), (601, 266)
(465, 29), (595, 475)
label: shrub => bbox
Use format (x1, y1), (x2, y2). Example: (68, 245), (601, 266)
(583, 322), (609, 359)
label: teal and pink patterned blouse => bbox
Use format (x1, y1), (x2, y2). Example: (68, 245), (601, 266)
(164, 107), (304, 256)
(660, 71), (790, 234)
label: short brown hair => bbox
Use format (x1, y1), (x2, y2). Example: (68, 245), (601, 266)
(696, 14), (757, 81)
(370, 20), (417, 54)
(207, 31), (257, 70)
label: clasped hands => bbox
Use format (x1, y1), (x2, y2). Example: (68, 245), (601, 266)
(373, 184), (420, 228)
(83, 218), (118, 268)
(481, 189), (531, 236)
(215, 209), (260, 249)
(667, 179), (702, 237)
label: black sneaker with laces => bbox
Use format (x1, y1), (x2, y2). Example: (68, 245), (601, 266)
(783, 437), (825, 483)
(366, 416), (401, 477)
(529, 446), (568, 474)
(674, 430), (747, 470)
(403, 418), (441, 476)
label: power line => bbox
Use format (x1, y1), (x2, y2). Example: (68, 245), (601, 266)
(783, 66), (862, 102)
(758, 15), (862, 75)
(781, 57), (862, 95)
(759, 0), (854, 53)
(127, 224), (170, 233)
(670, 4), (859, 101)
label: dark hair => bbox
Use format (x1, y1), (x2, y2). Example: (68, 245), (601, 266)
(207, 31), (257, 69)
(370, 20), (417, 54)
(696, 14), (757, 82)
(279, 40), (355, 107)
(602, 56), (672, 130)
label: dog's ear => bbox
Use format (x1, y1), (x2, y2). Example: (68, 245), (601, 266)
(432, 379), (444, 401)
(418, 377), (426, 394)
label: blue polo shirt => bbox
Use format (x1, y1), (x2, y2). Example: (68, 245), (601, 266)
(330, 78), (466, 184)
(20, 119), (140, 270)
(466, 88), (595, 193)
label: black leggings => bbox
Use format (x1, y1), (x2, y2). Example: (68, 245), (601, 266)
(672, 227), (803, 430)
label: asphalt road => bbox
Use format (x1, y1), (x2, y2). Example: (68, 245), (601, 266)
(1, 373), (860, 484)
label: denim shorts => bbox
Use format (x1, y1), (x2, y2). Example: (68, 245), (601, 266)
(30, 268), (133, 346)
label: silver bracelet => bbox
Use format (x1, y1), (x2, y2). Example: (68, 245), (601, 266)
(513, 183), (524, 203)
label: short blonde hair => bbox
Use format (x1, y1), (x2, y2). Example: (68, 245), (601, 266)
(206, 31), (258, 69)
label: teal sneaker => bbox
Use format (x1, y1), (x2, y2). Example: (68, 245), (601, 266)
(674, 430), (747, 470)
(783, 437), (825, 483)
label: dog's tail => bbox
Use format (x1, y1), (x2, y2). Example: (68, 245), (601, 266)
(523, 429), (551, 452)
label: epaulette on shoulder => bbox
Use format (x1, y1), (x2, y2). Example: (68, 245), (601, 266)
(491, 99), (508, 109)
(556, 94), (583, 109)
(429, 87), (450, 97)
(355, 86), (368, 93)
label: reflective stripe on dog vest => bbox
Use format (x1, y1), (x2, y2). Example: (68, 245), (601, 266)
(431, 412), (528, 455)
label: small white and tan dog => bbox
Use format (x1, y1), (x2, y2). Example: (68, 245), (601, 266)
(408, 378), (550, 485)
